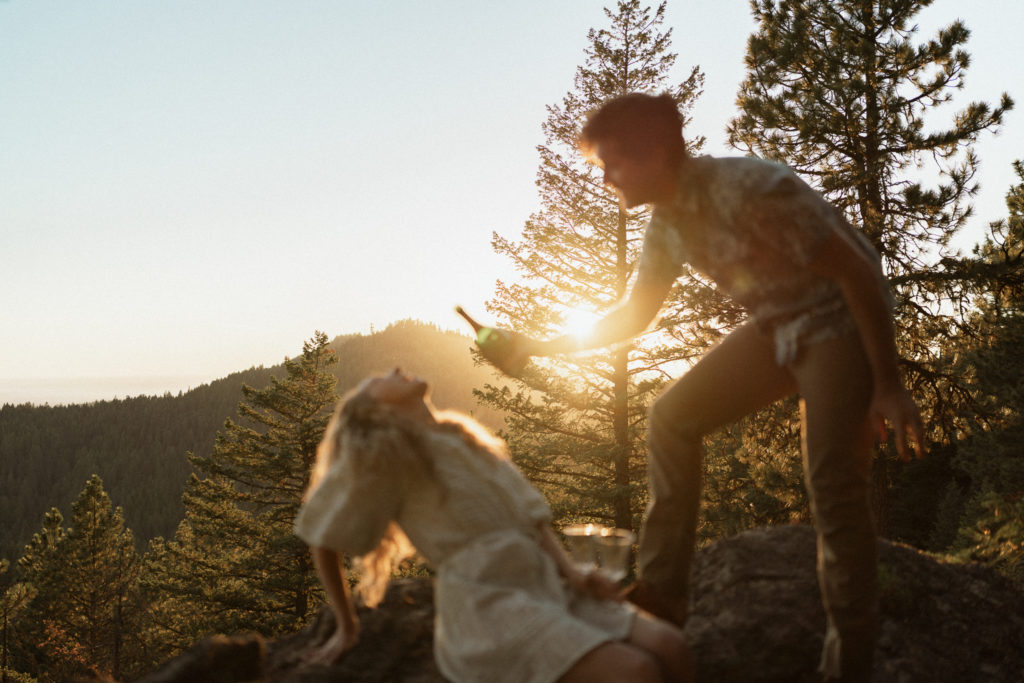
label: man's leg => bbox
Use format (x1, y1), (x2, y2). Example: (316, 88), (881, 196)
(791, 330), (877, 682)
(638, 323), (796, 623)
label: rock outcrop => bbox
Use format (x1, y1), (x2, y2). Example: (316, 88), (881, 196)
(139, 525), (1024, 682)
(684, 525), (1022, 682)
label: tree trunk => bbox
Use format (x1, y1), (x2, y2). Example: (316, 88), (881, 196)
(872, 447), (891, 537)
(3, 608), (8, 683)
(613, 346), (632, 530)
(859, 3), (892, 538)
(612, 208), (633, 530)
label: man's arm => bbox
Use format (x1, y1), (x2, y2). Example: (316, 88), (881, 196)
(527, 276), (674, 357)
(807, 231), (925, 459)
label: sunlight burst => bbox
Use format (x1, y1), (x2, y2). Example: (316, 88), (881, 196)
(563, 307), (603, 345)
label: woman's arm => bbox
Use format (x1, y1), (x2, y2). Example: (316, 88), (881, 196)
(305, 546), (360, 664)
(536, 522), (620, 601)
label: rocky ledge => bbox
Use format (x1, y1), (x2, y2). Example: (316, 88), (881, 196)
(137, 525), (1024, 682)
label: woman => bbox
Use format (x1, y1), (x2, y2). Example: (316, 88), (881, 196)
(294, 368), (693, 683)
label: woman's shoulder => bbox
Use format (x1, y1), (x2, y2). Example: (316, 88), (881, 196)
(432, 414), (508, 457)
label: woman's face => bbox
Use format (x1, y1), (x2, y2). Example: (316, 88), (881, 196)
(364, 368), (430, 416)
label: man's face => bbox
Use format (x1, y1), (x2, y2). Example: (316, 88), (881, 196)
(594, 139), (674, 209)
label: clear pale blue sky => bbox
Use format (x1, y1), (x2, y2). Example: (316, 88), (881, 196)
(2, 0), (1021, 405)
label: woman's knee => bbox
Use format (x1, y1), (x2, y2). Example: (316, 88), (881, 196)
(631, 614), (695, 681)
(616, 647), (665, 682)
(655, 624), (692, 671)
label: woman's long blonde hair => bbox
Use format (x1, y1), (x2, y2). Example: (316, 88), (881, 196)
(306, 378), (506, 607)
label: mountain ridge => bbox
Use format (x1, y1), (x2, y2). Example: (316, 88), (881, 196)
(0, 320), (500, 561)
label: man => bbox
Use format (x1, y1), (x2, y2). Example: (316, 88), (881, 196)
(509, 92), (924, 681)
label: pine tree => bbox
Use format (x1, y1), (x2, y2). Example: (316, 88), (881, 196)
(725, 0), (1013, 533)
(14, 508), (66, 680)
(16, 478), (141, 682)
(958, 161), (1024, 463)
(699, 399), (811, 545)
(477, 1), (705, 531)
(1, 559), (36, 683)
(64, 476), (140, 680)
(944, 161), (1024, 574)
(142, 332), (337, 654)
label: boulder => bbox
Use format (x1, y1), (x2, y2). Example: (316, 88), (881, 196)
(685, 525), (1023, 682)
(142, 525), (1024, 682)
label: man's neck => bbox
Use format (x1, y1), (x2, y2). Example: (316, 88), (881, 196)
(651, 155), (687, 205)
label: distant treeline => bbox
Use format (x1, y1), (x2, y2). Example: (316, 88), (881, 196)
(0, 320), (499, 561)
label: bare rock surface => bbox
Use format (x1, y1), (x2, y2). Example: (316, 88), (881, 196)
(265, 578), (441, 683)
(138, 525), (1024, 682)
(685, 525), (1024, 682)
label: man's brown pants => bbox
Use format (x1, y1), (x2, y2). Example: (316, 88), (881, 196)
(638, 322), (877, 681)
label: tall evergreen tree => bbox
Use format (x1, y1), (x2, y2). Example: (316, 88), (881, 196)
(16, 478), (141, 682)
(942, 161), (1024, 575)
(477, 1), (705, 531)
(142, 332), (337, 655)
(63, 476), (140, 681)
(726, 0), (1013, 533)
(956, 161), (1024, 476)
(1, 559), (36, 683)
(14, 509), (66, 680)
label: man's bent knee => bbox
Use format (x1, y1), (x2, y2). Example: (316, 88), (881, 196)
(648, 394), (706, 445)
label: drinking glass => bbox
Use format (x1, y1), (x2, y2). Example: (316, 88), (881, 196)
(595, 528), (635, 582)
(561, 523), (604, 572)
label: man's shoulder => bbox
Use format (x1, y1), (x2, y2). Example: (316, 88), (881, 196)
(693, 154), (793, 182)
(686, 155), (802, 209)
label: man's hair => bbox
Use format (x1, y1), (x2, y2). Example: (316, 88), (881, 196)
(579, 92), (686, 162)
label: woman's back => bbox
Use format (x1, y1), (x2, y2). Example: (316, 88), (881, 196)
(395, 429), (551, 567)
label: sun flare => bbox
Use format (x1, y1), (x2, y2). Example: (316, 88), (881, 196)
(563, 307), (603, 345)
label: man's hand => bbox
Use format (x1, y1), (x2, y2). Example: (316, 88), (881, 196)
(486, 330), (541, 376)
(870, 385), (925, 461)
(303, 618), (360, 666)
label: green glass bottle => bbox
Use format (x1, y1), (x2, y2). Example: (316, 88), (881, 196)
(455, 306), (527, 375)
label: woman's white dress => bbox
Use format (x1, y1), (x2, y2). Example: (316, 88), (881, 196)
(294, 430), (637, 683)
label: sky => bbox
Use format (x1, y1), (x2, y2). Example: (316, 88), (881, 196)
(2, 0), (1022, 406)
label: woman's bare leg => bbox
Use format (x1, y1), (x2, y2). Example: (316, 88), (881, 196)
(628, 612), (694, 682)
(557, 641), (664, 683)
(558, 612), (694, 683)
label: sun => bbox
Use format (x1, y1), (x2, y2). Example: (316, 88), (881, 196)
(563, 307), (603, 345)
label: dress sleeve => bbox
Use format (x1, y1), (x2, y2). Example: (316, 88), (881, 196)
(500, 460), (551, 526)
(293, 460), (402, 556)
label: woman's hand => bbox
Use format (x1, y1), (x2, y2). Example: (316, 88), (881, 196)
(537, 522), (622, 602)
(303, 618), (360, 666)
(566, 567), (623, 602)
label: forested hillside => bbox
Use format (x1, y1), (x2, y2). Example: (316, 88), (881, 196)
(0, 320), (497, 561)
